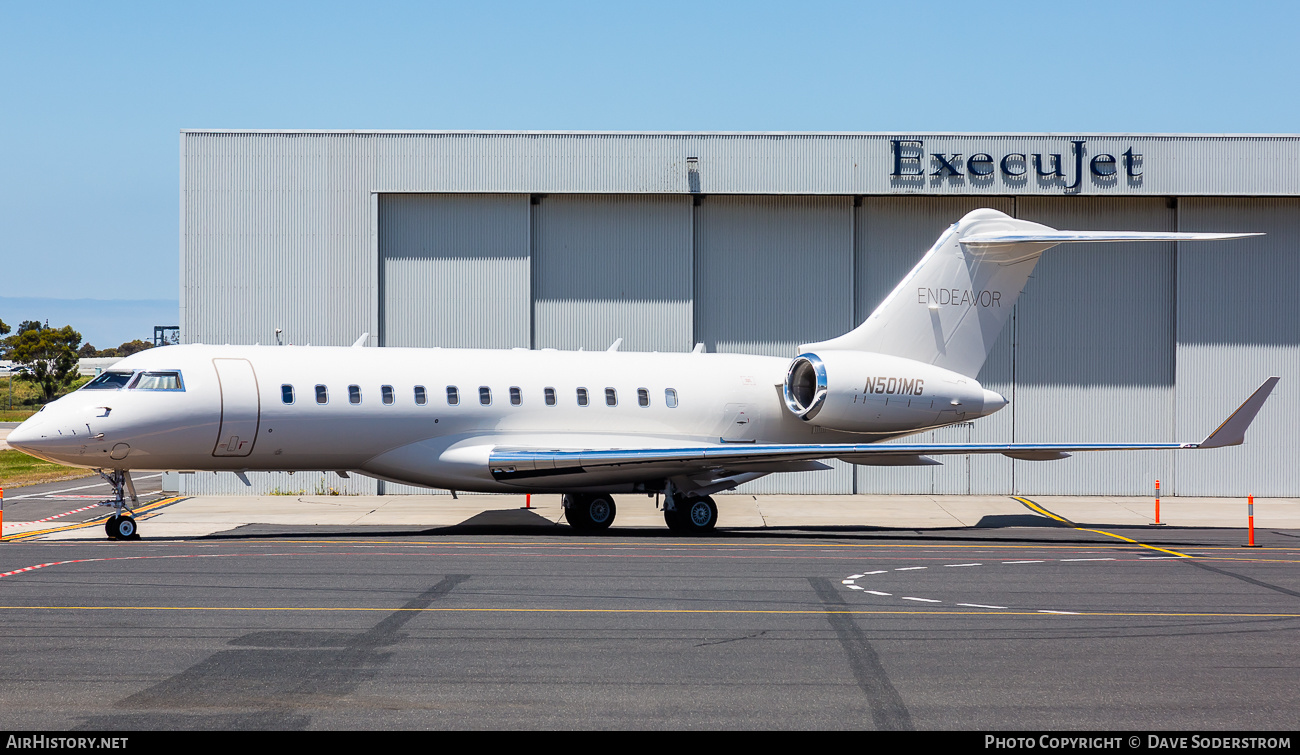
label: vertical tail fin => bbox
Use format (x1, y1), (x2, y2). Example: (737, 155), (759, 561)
(801, 208), (1260, 377)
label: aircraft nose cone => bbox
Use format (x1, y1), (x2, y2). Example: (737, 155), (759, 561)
(981, 389), (1009, 416)
(5, 419), (44, 452)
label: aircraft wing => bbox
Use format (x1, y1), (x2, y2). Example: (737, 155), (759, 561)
(489, 377), (1278, 481)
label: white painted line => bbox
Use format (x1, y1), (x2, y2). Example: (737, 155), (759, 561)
(1060, 558), (1114, 562)
(944, 563), (982, 567)
(846, 585), (863, 590)
(864, 590), (891, 596)
(841, 579), (856, 584)
(1003, 560), (1045, 564)
(1138, 556), (1184, 560)
(847, 574), (865, 579)
(957, 603), (1008, 609)
(901, 597), (941, 603)
(895, 566), (927, 571)
(862, 570), (887, 575)
(5, 473), (164, 500)
(1038, 610), (1079, 615)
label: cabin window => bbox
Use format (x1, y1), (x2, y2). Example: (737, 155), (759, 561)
(82, 371), (136, 390)
(281, 384), (295, 404)
(605, 388), (617, 407)
(479, 386), (492, 406)
(544, 387), (556, 406)
(349, 385), (362, 405)
(131, 371), (185, 391)
(576, 388), (589, 407)
(447, 386), (459, 406)
(315, 385), (328, 404)
(665, 388), (679, 408)
(381, 385), (394, 405)
(637, 388), (649, 407)
(414, 385), (427, 405)
(509, 386), (522, 406)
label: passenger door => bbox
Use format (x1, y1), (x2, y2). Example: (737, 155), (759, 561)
(212, 358), (261, 457)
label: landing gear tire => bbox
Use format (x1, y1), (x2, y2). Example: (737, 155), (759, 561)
(564, 494), (617, 532)
(665, 496), (718, 535)
(106, 515), (138, 540)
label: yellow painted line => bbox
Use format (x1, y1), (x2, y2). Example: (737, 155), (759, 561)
(1013, 496), (1192, 558)
(1014, 497), (1075, 525)
(4, 497), (188, 542)
(0, 604), (1295, 618)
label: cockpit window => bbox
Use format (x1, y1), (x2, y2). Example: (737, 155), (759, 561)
(83, 371), (136, 390)
(132, 371), (185, 391)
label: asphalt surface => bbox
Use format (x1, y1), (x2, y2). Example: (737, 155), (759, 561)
(1, 473), (165, 532)
(0, 523), (1296, 731)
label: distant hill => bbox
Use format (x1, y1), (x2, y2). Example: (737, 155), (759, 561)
(0, 297), (179, 350)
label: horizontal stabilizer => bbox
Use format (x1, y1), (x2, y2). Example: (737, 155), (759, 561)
(960, 231), (1263, 249)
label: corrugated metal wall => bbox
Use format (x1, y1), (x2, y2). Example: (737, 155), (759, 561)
(182, 132), (1299, 496)
(1174, 198), (1299, 496)
(180, 470), (379, 496)
(183, 133), (377, 349)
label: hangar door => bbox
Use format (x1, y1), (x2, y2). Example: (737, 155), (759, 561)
(379, 194), (531, 348)
(694, 195), (855, 494)
(531, 194), (693, 352)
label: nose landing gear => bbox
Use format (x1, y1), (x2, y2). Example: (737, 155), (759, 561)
(97, 469), (140, 541)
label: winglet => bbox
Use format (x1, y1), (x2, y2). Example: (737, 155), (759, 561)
(351, 332), (370, 348)
(1199, 377), (1280, 448)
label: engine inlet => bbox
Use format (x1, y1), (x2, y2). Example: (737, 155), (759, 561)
(783, 354), (827, 420)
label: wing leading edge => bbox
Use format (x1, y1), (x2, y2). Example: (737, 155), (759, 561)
(488, 378), (1279, 481)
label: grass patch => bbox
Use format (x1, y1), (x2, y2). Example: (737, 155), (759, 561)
(1, 375), (92, 417)
(0, 449), (94, 488)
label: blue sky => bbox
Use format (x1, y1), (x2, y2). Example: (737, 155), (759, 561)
(1, 1), (1297, 343)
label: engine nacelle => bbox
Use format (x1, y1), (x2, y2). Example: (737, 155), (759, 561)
(782, 350), (1006, 434)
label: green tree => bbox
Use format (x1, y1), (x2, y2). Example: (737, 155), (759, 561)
(116, 340), (153, 356)
(0, 318), (9, 336)
(6, 325), (83, 402)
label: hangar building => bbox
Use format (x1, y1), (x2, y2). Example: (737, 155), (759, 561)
(178, 131), (1299, 497)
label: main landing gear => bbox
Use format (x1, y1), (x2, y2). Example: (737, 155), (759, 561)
(664, 495), (718, 536)
(563, 493), (617, 532)
(97, 469), (140, 541)
(560, 491), (720, 535)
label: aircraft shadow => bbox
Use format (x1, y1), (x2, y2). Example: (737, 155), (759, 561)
(171, 506), (1258, 548)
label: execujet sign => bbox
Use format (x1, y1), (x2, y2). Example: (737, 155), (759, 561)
(889, 138), (1143, 193)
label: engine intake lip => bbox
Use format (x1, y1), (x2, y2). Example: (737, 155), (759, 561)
(783, 353), (828, 420)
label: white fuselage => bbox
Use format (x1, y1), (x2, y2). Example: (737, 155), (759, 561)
(9, 344), (1000, 493)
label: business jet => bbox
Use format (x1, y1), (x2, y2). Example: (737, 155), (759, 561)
(7, 209), (1278, 540)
